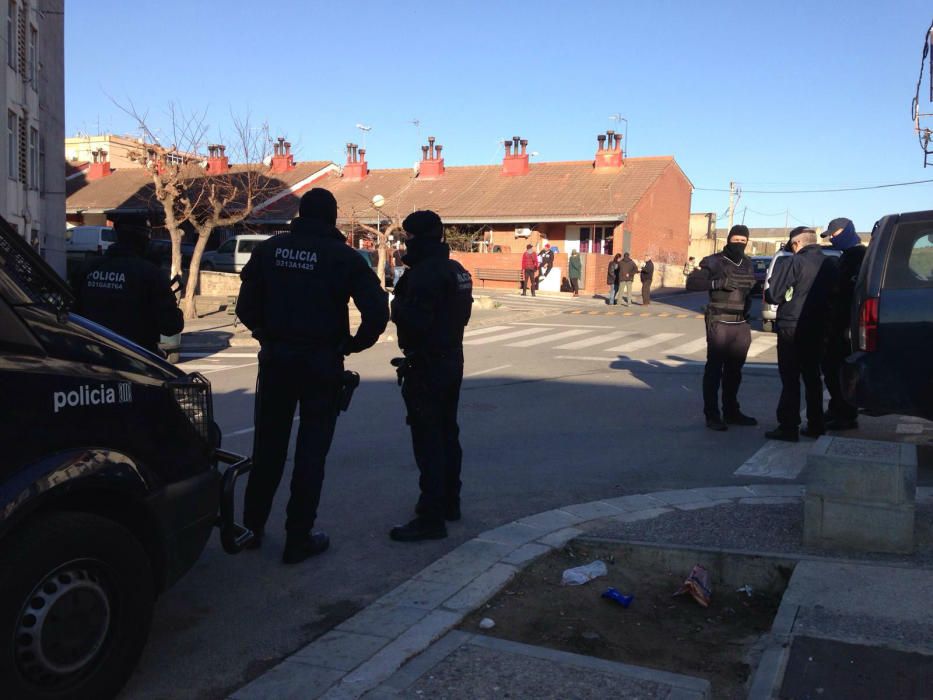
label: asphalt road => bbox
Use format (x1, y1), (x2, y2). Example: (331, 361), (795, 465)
(118, 290), (928, 699)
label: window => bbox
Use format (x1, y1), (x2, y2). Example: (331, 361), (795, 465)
(885, 223), (933, 289)
(216, 239), (236, 254)
(27, 24), (34, 84)
(28, 126), (36, 188)
(17, 114), (25, 182)
(579, 227), (590, 253)
(237, 238), (262, 254)
(6, 1), (13, 69)
(7, 110), (15, 178)
(100, 228), (116, 243)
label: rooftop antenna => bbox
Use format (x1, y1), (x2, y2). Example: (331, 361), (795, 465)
(608, 113), (629, 155)
(356, 123), (372, 151)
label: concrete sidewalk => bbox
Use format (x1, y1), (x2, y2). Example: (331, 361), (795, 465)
(227, 483), (933, 699)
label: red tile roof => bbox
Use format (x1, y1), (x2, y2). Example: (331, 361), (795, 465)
(255, 157), (688, 225)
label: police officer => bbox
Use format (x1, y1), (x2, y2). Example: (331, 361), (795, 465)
(686, 225), (758, 431)
(765, 226), (839, 442)
(236, 188), (389, 564)
(72, 213), (183, 354)
(819, 217), (866, 431)
(390, 210), (473, 542)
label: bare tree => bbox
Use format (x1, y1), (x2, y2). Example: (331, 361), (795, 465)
(346, 205), (402, 289)
(117, 101), (280, 318)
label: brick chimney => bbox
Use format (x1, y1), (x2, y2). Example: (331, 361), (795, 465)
(87, 148), (112, 180)
(418, 136), (445, 178)
(206, 144), (230, 174)
(594, 130), (623, 170)
(502, 136), (530, 176)
(342, 142), (368, 181)
(270, 136), (296, 173)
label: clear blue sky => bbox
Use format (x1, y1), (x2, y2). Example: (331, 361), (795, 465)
(66, 0), (933, 232)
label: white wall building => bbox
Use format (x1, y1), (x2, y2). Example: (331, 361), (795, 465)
(1, 0), (64, 273)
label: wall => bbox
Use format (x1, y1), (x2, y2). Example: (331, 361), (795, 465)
(486, 222), (568, 254)
(618, 163), (691, 264)
(39, 0), (65, 274)
(450, 251), (614, 295)
(198, 270), (241, 297)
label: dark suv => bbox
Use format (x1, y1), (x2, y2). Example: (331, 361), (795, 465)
(0, 217), (252, 699)
(843, 211), (933, 419)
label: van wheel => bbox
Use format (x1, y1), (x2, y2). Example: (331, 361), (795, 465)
(0, 512), (154, 700)
(762, 320), (774, 333)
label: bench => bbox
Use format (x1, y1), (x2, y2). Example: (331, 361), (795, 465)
(475, 268), (524, 287)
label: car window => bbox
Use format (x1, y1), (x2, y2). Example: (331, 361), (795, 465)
(884, 222), (933, 289)
(100, 227), (116, 242)
(753, 259), (770, 273)
(237, 239), (262, 254)
(216, 239), (236, 254)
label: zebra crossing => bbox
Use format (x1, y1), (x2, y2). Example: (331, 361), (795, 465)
(463, 322), (779, 362)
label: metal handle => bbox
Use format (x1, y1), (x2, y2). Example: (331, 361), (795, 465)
(215, 448), (255, 554)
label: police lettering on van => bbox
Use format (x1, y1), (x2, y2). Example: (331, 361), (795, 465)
(52, 382), (133, 413)
(274, 247), (317, 270)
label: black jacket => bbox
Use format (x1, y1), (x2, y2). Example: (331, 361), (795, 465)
(72, 243), (183, 352)
(765, 244), (839, 330)
(236, 217), (389, 354)
(686, 252), (755, 318)
(391, 238), (473, 358)
(640, 260), (654, 282)
(831, 244), (867, 335)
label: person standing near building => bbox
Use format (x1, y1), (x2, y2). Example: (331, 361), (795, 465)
(764, 226), (839, 442)
(618, 252), (638, 306)
(683, 257), (697, 276)
(640, 256), (655, 305)
(521, 244), (538, 296)
(235, 188), (389, 564)
(686, 225), (758, 431)
(539, 244), (555, 279)
(820, 217), (865, 431)
(606, 253), (621, 304)
(568, 249), (582, 296)
(390, 210), (473, 541)
(72, 213), (183, 354)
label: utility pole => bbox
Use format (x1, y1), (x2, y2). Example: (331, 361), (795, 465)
(727, 181), (736, 232)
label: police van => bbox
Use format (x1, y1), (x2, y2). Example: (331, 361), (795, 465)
(0, 216), (253, 699)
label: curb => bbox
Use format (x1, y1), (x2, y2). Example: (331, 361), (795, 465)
(228, 483), (808, 700)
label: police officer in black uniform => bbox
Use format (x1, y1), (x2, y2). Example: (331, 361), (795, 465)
(390, 210), (473, 542)
(72, 213), (183, 354)
(236, 188), (389, 564)
(686, 225), (758, 431)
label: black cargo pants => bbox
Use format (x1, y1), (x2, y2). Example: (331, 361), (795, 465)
(244, 344), (341, 537)
(702, 319), (751, 418)
(776, 326), (825, 430)
(402, 356), (464, 525)
(821, 334), (857, 421)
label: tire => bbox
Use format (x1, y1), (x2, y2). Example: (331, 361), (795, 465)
(0, 511), (155, 700)
(166, 351), (181, 364)
(762, 320), (774, 333)
(200, 262), (214, 271)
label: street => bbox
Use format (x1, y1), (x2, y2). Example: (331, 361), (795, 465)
(115, 289), (875, 700)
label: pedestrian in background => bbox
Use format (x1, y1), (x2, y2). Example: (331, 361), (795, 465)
(606, 253), (621, 304)
(683, 256), (697, 276)
(539, 244), (555, 279)
(820, 217), (866, 431)
(392, 245), (406, 287)
(390, 210), (473, 541)
(568, 249), (582, 296)
(686, 225), (758, 431)
(618, 252), (638, 306)
(764, 226), (839, 442)
(236, 188), (389, 563)
(640, 256), (655, 305)
(521, 244), (538, 296)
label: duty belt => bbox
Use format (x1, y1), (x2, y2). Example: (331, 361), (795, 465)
(707, 311), (745, 323)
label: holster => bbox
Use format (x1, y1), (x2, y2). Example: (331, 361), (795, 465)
(338, 370), (360, 413)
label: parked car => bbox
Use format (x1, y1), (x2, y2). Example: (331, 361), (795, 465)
(66, 225), (115, 256)
(843, 211), (933, 420)
(146, 238), (196, 269)
(750, 255), (771, 295)
(761, 247), (842, 332)
(355, 248), (395, 287)
(0, 216), (253, 699)
(200, 234), (269, 273)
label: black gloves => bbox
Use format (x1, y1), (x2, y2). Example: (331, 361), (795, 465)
(712, 270), (755, 292)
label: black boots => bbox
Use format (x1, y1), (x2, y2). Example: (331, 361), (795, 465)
(705, 415), (728, 431)
(724, 411), (758, 426)
(282, 532), (330, 564)
(415, 501), (461, 522)
(390, 518), (448, 542)
(765, 426), (800, 442)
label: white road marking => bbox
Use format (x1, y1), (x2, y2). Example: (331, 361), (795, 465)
(553, 355), (703, 366)
(463, 325), (511, 338)
(554, 331), (636, 350)
(510, 322), (614, 329)
(180, 363), (258, 374)
(733, 440), (811, 479)
(463, 327), (553, 345)
(180, 352), (258, 359)
(226, 415), (299, 438)
(506, 329), (591, 347)
(746, 334), (778, 358)
(465, 364), (512, 378)
(897, 423), (926, 434)
(665, 337), (709, 356)
(607, 333), (683, 353)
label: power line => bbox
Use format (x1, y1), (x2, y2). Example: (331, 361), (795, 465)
(695, 178), (933, 194)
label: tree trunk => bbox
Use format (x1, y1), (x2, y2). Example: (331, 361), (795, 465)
(375, 233), (387, 288)
(181, 228), (213, 320)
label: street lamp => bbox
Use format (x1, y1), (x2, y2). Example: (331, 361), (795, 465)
(609, 113), (629, 155)
(372, 193), (385, 236)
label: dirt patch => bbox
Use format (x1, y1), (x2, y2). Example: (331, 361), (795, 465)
(461, 542), (781, 700)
